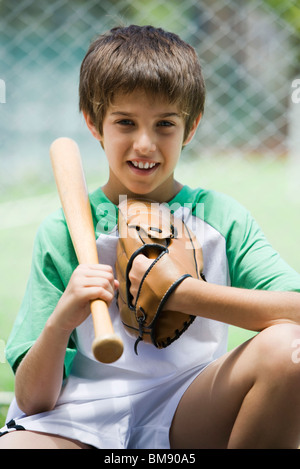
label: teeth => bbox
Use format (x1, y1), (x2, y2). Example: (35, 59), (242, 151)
(132, 161), (156, 169)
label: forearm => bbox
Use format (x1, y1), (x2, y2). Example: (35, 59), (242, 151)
(14, 264), (117, 416)
(171, 278), (300, 331)
(15, 316), (71, 416)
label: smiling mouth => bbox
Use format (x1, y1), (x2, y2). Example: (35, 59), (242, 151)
(128, 161), (159, 170)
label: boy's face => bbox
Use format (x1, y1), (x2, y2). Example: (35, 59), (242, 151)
(85, 90), (200, 203)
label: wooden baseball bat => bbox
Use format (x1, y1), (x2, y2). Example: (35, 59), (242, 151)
(50, 137), (124, 363)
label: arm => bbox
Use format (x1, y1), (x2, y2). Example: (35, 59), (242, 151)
(166, 277), (300, 331)
(129, 255), (300, 332)
(15, 264), (118, 416)
(15, 317), (70, 416)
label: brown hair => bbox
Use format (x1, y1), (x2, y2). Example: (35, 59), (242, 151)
(79, 25), (205, 141)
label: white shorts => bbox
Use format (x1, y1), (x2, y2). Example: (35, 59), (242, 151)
(0, 365), (207, 449)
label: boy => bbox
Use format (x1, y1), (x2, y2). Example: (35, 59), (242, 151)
(1, 24), (300, 449)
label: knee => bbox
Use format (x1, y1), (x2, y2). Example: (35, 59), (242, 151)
(253, 323), (300, 384)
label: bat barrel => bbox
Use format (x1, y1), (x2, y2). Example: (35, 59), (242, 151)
(50, 137), (124, 364)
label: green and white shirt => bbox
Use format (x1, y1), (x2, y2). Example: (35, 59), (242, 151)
(6, 185), (300, 400)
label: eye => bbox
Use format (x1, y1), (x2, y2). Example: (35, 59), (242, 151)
(117, 119), (135, 126)
(157, 120), (174, 127)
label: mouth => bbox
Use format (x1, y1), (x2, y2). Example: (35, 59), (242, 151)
(127, 160), (159, 173)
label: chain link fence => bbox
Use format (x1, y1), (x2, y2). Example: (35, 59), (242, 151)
(0, 0), (299, 190)
(0, 0), (299, 410)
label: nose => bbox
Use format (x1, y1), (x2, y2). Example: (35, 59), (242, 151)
(133, 132), (156, 155)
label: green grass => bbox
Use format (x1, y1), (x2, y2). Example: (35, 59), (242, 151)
(0, 154), (299, 427)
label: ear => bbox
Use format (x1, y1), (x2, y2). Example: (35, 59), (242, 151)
(183, 113), (202, 146)
(82, 111), (102, 141)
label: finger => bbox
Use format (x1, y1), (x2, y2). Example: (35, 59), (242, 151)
(83, 276), (116, 292)
(129, 255), (152, 282)
(74, 265), (115, 285)
(85, 286), (116, 304)
(87, 264), (114, 272)
(76, 264), (114, 275)
(129, 255), (155, 304)
(73, 282), (116, 305)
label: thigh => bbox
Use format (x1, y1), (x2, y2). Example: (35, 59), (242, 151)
(170, 338), (258, 449)
(0, 430), (92, 449)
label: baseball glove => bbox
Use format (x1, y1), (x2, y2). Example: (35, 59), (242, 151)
(115, 198), (205, 354)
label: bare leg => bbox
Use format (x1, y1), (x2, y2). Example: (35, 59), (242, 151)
(0, 430), (92, 449)
(170, 324), (300, 449)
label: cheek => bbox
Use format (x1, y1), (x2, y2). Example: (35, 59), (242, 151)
(103, 128), (129, 151)
(103, 137), (129, 169)
(165, 138), (183, 163)
(101, 133), (117, 155)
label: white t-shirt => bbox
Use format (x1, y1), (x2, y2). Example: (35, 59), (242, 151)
(6, 185), (300, 403)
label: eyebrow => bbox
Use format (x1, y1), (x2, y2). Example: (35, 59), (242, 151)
(110, 111), (181, 118)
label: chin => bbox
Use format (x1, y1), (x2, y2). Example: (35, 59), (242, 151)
(125, 186), (157, 199)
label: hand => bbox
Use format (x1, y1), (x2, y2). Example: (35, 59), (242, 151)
(128, 254), (153, 305)
(129, 254), (200, 313)
(51, 264), (119, 333)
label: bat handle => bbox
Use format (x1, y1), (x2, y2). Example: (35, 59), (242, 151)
(91, 299), (124, 363)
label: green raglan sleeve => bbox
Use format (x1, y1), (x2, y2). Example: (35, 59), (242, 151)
(5, 210), (78, 377)
(202, 190), (300, 292)
(225, 201), (300, 292)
